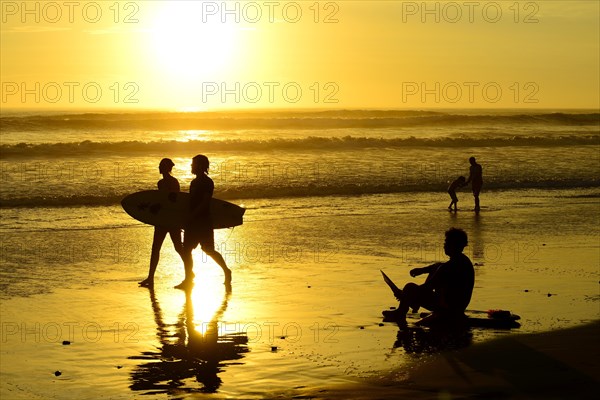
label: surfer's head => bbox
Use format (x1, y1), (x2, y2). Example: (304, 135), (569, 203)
(192, 154), (210, 175)
(469, 156), (476, 165)
(159, 158), (175, 174)
(444, 228), (468, 256)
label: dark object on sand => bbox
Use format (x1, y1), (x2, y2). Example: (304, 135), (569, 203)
(54, 371), (62, 376)
(383, 309), (521, 329)
(62, 340), (70, 345)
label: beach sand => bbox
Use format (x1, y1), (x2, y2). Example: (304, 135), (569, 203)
(1, 189), (599, 399)
(306, 321), (600, 399)
(2, 280), (598, 399)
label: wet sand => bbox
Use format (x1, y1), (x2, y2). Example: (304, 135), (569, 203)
(2, 276), (597, 400)
(1, 260), (598, 399)
(1, 190), (599, 398)
(310, 321), (600, 399)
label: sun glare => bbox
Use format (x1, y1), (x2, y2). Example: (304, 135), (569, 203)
(190, 274), (229, 336)
(176, 129), (211, 142)
(148, 2), (239, 83)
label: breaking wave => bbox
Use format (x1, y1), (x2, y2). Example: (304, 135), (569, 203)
(2, 110), (598, 132)
(2, 134), (598, 158)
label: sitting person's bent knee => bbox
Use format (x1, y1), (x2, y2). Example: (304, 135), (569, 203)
(403, 282), (419, 293)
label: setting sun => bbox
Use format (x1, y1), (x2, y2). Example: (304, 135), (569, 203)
(147, 2), (239, 84)
(1, 1), (598, 109)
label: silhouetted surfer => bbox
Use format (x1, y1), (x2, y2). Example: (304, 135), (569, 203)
(383, 228), (474, 327)
(175, 154), (231, 289)
(139, 158), (184, 287)
(465, 157), (483, 212)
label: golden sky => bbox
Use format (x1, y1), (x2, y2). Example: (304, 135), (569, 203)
(1, 0), (598, 110)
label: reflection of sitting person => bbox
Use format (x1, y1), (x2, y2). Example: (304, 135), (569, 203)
(383, 228), (474, 327)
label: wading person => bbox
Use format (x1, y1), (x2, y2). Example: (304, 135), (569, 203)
(466, 156), (483, 212)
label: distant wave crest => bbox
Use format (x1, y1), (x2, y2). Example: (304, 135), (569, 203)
(1, 134), (598, 158)
(2, 110), (599, 132)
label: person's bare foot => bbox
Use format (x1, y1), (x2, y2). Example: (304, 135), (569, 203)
(139, 278), (154, 288)
(174, 279), (194, 290)
(382, 310), (409, 327)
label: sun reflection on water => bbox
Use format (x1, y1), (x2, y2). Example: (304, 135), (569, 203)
(176, 129), (212, 142)
(189, 275), (228, 336)
(129, 264), (248, 394)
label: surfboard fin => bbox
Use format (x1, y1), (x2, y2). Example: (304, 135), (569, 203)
(380, 270), (402, 300)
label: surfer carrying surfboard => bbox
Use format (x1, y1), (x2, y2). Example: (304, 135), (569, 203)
(175, 154), (232, 289)
(139, 158), (184, 288)
(382, 228), (474, 327)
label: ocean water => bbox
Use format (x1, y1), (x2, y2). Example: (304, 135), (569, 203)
(1, 108), (599, 303)
(1, 109), (598, 207)
(1, 109), (599, 398)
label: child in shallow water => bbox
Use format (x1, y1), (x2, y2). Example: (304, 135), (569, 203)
(447, 176), (466, 211)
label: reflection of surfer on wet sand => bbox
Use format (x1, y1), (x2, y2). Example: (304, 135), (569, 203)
(129, 285), (248, 394)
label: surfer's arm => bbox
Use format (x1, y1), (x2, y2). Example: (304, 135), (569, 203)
(410, 262), (442, 277)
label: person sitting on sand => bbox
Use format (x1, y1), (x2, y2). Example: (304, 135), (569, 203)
(447, 176), (466, 211)
(139, 158), (184, 287)
(465, 157), (483, 212)
(175, 154), (231, 289)
(383, 228), (474, 327)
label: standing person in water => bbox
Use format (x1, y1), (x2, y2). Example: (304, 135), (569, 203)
(139, 158), (184, 288)
(175, 154), (231, 289)
(465, 157), (483, 212)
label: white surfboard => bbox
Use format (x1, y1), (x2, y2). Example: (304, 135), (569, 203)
(121, 190), (245, 230)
